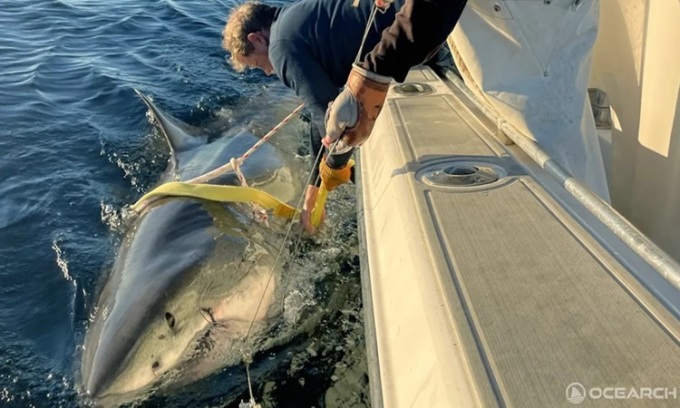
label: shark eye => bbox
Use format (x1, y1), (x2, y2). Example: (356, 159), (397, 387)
(152, 361), (160, 370)
(165, 312), (176, 329)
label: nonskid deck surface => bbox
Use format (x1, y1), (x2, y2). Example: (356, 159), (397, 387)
(358, 66), (680, 408)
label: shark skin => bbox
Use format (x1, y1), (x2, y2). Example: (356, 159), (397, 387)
(79, 91), (302, 405)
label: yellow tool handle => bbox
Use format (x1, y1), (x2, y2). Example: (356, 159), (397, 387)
(311, 184), (328, 228)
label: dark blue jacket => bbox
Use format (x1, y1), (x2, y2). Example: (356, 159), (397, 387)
(269, 0), (404, 136)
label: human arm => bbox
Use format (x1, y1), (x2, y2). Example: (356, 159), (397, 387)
(269, 40), (353, 231)
(364, 0), (467, 82)
(325, 0), (468, 146)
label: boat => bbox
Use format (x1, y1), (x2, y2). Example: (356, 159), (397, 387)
(356, 1), (680, 406)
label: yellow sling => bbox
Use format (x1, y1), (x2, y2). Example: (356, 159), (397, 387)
(132, 182), (300, 220)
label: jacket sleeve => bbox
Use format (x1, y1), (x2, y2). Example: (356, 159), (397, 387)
(363, 0), (467, 82)
(270, 40), (341, 186)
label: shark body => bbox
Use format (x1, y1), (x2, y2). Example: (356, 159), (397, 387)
(80, 92), (301, 404)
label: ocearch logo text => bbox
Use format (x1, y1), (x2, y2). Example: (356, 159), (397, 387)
(566, 382), (677, 404)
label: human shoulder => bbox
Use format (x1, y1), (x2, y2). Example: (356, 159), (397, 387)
(270, 0), (317, 43)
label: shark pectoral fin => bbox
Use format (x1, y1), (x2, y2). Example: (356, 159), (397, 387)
(132, 182), (300, 220)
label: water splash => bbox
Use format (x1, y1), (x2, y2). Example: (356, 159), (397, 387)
(99, 201), (127, 235)
(52, 239), (76, 286)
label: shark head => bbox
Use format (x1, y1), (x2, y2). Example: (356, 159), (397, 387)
(80, 91), (298, 403)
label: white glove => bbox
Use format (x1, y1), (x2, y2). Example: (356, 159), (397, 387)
(324, 64), (391, 147)
(324, 87), (358, 143)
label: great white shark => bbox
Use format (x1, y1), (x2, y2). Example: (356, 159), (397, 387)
(80, 91), (303, 404)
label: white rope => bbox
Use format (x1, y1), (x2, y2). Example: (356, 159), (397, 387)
(187, 103), (306, 185)
(238, 361), (261, 408)
(133, 104), (306, 214)
(234, 1), (376, 395)
(234, 6), (380, 402)
(237, 145), (326, 407)
(354, 5), (379, 64)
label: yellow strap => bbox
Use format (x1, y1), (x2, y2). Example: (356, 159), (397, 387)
(311, 185), (328, 228)
(131, 182), (300, 219)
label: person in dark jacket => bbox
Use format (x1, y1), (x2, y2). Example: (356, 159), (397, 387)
(223, 0), (453, 232)
(223, 0), (403, 232)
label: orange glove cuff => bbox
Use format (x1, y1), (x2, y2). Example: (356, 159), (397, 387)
(319, 160), (352, 191)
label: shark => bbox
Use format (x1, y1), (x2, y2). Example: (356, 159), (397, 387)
(79, 91), (303, 405)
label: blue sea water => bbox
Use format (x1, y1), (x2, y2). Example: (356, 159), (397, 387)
(0, 0), (367, 406)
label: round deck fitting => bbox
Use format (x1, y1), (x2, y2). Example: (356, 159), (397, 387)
(392, 82), (433, 96)
(418, 160), (507, 190)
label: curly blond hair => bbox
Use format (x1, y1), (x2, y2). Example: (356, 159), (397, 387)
(222, 2), (277, 72)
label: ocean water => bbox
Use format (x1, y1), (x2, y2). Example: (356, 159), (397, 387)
(0, 0), (367, 406)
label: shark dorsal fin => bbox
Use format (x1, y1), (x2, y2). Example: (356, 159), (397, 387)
(135, 90), (206, 153)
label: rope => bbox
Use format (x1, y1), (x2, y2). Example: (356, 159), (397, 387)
(237, 363), (261, 408)
(132, 103), (305, 214)
(234, 2), (382, 400)
(235, 0), (380, 395)
(234, 0), (379, 388)
(186, 103), (306, 185)
(354, 5), (379, 64)
(239, 145), (326, 406)
(242, 146), (326, 341)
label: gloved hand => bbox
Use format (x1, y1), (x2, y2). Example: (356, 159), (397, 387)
(319, 158), (352, 191)
(324, 63), (391, 148)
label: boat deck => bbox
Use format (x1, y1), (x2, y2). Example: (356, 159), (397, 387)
(357, 66), (680, 407)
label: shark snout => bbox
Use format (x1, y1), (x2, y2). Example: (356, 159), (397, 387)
(82, 349), (115, 399)
(81, 324), (134, 400)
(85, 373), (105, 399)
